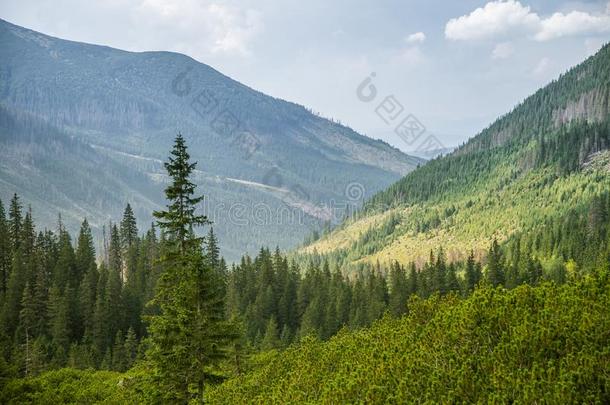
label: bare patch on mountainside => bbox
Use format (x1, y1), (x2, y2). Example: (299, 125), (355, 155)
(582, 150), (610, 173)
(553, 88), (610, 127)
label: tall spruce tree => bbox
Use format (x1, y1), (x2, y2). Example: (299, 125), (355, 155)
(120, 204), (138, 250)
(147, 134), (237, 402)
(486, 239), (506, 287)
(464, 251), (481, 292)
(0, 199), (10, 295)
(75, 219), (96, 284)
(47, 285), (70, 367)
(8, 193), (22, 253)
(205, 227), (220, 271)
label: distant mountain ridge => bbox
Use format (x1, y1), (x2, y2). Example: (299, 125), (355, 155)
(0, 18), (423, 260)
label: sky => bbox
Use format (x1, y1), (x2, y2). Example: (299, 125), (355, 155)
(1, 0), (610, 152)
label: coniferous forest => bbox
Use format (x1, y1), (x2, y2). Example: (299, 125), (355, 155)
(2, 132), (610, 402)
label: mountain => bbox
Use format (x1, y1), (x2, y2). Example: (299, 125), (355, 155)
(301, 42), (610, 268)
(0, 18), (423, 260)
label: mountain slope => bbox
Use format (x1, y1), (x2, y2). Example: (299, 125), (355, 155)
(301, 43), (610, 267)
(0, 105), (163, 232)
(0, 18), (423, 259)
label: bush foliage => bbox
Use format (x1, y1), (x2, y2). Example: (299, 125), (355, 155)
(209, 272), (610, 403)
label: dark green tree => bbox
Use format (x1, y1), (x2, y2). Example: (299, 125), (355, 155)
(0, 199), (10, 295)
(260, 317), (280, 350)
(120, 204), (138, 250)
(205, 227), (220, 271)
(47, 285), (70, 367)
(124, 327), (138, 369)
(147, 134), (238, 402)
(8, 193), (22, 252)
(486, 239), (505, 287)
(464, 251), (480, 292)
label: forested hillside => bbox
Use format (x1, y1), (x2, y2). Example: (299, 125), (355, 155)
(302, 42), (610, 268)
(2, 188), (610, 403)
(1, 129), (609, 402)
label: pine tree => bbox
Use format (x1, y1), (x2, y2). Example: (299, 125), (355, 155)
(31, 264), (48, 337)
(75, 219), (96, 284)
(53, 226), (76, 291)
(153, 134), (208, 254)
(205, 227), (220, 271)
(147, 134), (238, 402)
(486, 239), (505, 287)
(104, 258), (123, 347)
(464, 250), (481, 292)
(8, 193), (22, 253)
(92, 265), (109, 361)
(406, 263), (418, 297)
(261, 317), (280, 350)
(108, 224), (123, 283)
(47, 285), (70, 367)
(20, 209), (35, 259)
(111, 330), (126, 371)
(445, 263), (460, 293)
(1, 249), (26, 340)
(0, 199), (10, 295)
(120, 204), (138, 250)
(78, 265), (98, 340)
(124, 327), (138, 369)
(300, 297), (321, 338)
(120, 205), (140, 292)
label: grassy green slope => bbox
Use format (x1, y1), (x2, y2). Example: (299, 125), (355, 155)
(301, 43), (610, 267)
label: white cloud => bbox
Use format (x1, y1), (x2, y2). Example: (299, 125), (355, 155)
(206, 5), (263, 55)
(405, 32), (426, 44)
(137, 0), (263, 57)
(491, 41), (514, 59)
(445, 0), (610, 42)
(535, 10), (610, 41)
(445, 1), (539, 41)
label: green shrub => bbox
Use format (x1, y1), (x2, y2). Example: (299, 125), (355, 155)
(209, 272), (610, 404)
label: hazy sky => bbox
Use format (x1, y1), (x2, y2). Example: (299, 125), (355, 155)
(1, 0), (609, 151)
